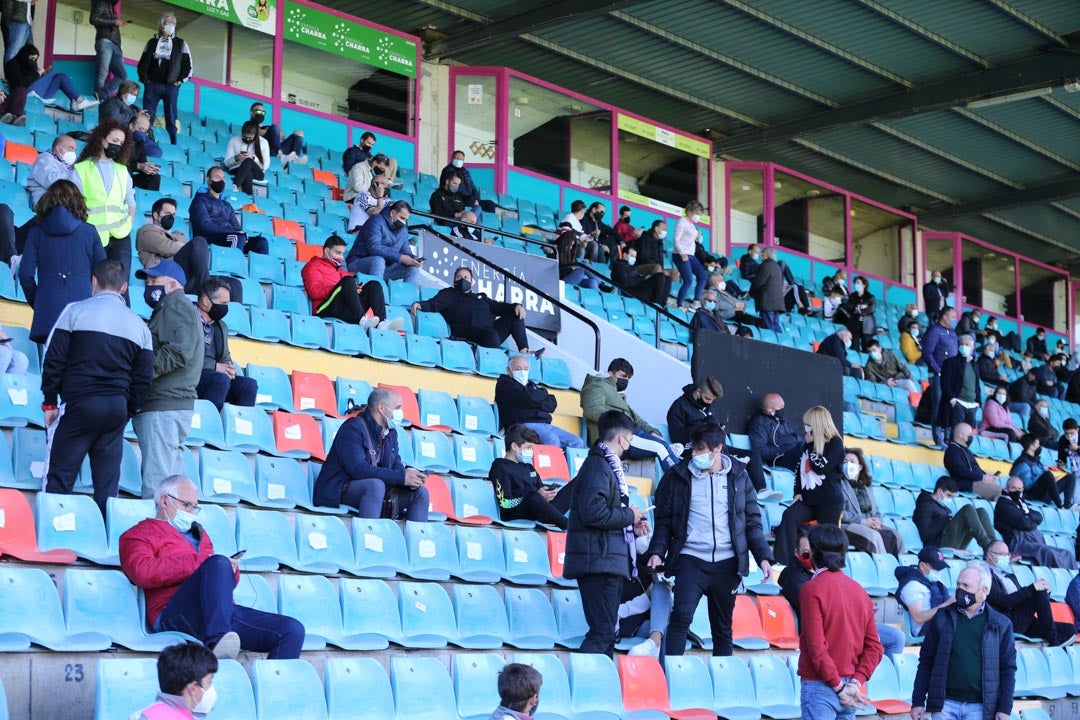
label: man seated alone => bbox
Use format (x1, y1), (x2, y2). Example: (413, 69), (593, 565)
(994, 476), (1076, 569)
(429, 169), (466, 228)
(864, 339), (917, 392)
(489, 424), (571, 529)
(189, 167), (268, 255)
(985, 540), (1074, 645)
(894, 546), (953, 639)
(816, 328), (864, 379)
(119, 474), (305, 659)
(313, 387), (429, 520)
(410, 266), (542, 354)
(301, 235), (402, 330)
(609, 246), (671, 306)
(346, 200), (422, 284)
(194, 277), (257, 411)
(913, 476), (995, 552)
(494, 354), (583, 449)
(747, 393), (803, 472)
(942, 423), (1004, 500)
(580, 358), (679, 470)
(137, 197), (210, 295)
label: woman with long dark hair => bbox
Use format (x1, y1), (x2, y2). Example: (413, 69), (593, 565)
(18, 181), (106, 342)
(224, 120), (270, 195)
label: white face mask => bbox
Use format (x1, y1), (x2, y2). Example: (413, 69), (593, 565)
(123, 93), (138, 105)
(690, 214), (702, 223)
(61, 150), (77, 166)
(451, 159), (464, 168)
(843, 339), (852, 349)
(192, 684), (217, 714)
(635, 534), (651, 556)
(804, 424), (813, 435)
(842, 462), (860, 481)
(163, 23), (177, 36)
(391, 407), (405, 425)
(626, 255), (636, 266)
(512, 369), (529, 385)
(994, 394), (1007, 404)
(995, 555), (1009, 570)
(658, 230), (667, 240)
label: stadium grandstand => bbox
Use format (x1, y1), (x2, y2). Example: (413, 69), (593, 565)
(2, 0), (1080, 718)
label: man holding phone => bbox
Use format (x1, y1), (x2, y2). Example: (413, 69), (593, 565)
(119, 475), (306, 660)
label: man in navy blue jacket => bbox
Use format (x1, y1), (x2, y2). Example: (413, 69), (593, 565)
(922, 306), (958, 446)
(189, 166), (268, 255)
(747, 393), (802, 472)
(346, 200), (421, 284)
(312, 386), (429, 520)
(816, 328), (864, 379)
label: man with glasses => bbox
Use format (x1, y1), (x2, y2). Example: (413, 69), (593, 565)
(120, 475), (306, 660)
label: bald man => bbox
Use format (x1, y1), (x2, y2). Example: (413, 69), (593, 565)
(747, 393), (803, 472)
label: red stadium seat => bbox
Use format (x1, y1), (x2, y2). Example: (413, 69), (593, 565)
(756, 595), (800, 649)
(531, 445), (570, 483)
(272, 411), (325, 460)
(291, 371), (337, 417)
(0, 489), (76, 564)
(616, 655), (713, 720)
(273, 218), (306, 243)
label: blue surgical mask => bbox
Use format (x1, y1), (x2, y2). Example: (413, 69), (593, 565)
(518, 448), (534, 464)
(869, 351), (882, 362)
(959, 345), (972, 358)
(703, 300), (716, 311)
(451, 159), (464, 169)
(391, 408), (405, 425)
(927, 570), (944, 584)
(169, 505), (196, 533)
(1038, 406), (1049, 418)
(691, 453), (713, 470)
(512, 370), (529, 385)
(123, 93), (137, 105)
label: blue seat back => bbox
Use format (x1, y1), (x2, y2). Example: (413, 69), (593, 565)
(352, 518), (409, 576)
(325, 657), (395, 720)
(453, 653), (506, 720)
(252, 659), (327, 720)
(391, 657), (457, 720)
(94, 659), (159, 720)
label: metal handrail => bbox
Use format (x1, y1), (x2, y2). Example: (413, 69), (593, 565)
(409, 208), (553, 249)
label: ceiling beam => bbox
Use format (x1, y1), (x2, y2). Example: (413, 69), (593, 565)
(853, 0), (990, 68)
(427, 0), (637, 58)
(715, 49), (1080, 153)
(920, 175), (1080, 221)
(986, 0), (1068, 47)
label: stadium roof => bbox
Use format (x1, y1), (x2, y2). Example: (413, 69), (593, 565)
(338, 0), (1080, 268)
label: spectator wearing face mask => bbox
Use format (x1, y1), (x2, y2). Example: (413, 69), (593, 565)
(943, 423), (1004, 500)
(816, 328), (864, 379)
(128, 111), (163, 192)
(922, 270), (949, 318)
(490, 424), (571, 529)
(822, 286), (845, 322)
(673, 201), (708, 308)
(979, 389), (1022, 442)
(1034, 353), (1067, 399)
(1010, 433), (1074, 508)
(984, 540), (1074, 648)
(99, 80), (143, 127)
(937, 334), (980, 432)
(442, 150), (482, 220)
(1027, 399), (1059, 450)
(347, 175), (392, 234)
(429, 169), (467, 229)
(864, 340), (917, 393)
(690, 289), (728, 337)
(136, 13), (192, 145)
(347, 200), (421, 283)
(1027, 328), (1049, 361)
(898, 303), (920, 334)
(632, 220), (667, 276)
(610, 246), (670, 305)
(27, 134), (78, 211)
(739, 244), (763, 283)
(302, 235), (401, 331)
(895, 546), (954, 639)
(344, 152), (391, 203)
(976, 342), (1009, 389)
(581, 202), (618, 262)
(900, 321), (923, 365)
(994, 481), (1076, 570)
(842, 275), (877, 351)
(192, 277), (257, 412)
(914, 476), (997, 553)
(494, 354), (582, 449)
(1, 45), (98, 123)
(748, 393), (803, 473)
(1007, 370), (1038, 426)
(137, 198), (210, 296)
(839, 448), (904, 554)
(248, 102), (306, 165)
(224, 121), (270, 195)
(1057, 419), (1080, 485)
(613, 206), (640, 256)
(189, 166), (270, 256)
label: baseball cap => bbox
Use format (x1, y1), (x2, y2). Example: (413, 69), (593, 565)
(135, 259), (187, 287)
(918, 546), (948, 571)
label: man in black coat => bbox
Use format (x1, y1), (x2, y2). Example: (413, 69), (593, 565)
(817, 328), (864, 379)
(937, 335), (980, 431)
(564, 411), (645, 657)
(611, 246), (671, 306)
(494, 354), (583, 449)
(922, 270), (949, 319)
(633, 220), (666, 275)
(410, 266), (541, 354)
(913, 477), (994, 552)
(749, 246), (784, 332)
(646, 422), (774, 656)
(428, 170), (466, 229)
(747, 393), (803, 472)
(942, 423), (1002, 500)
(993, 478), (1076, 569)
(984, 540), (1074, 645)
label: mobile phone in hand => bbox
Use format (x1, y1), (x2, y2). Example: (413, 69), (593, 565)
(230, 549), (246, 559)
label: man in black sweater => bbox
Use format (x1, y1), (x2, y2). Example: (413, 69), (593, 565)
(494, 354), (583, 449)
(489, 424), (570, 529)
(817, 328), (864, 379)
(428, 169), (466, 229)
(984, 541), (1073, 645)
(942, 423), (1003, 500)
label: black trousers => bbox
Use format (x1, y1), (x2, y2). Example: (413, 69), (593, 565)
(667, 555), (740, 657)
(503, 484), (572, 530)
(44, 396), (128, 517)
(726, 448), (765, 492)
(105, 234), (131, 303)
(458, 315), (528, 351)
(0, 203), (15, 263)
(206, 232), (269, 256)
(1028, 470), (1076, 508)
(315, 276), (386, 325)
(577, 573), (623, 657)
(1010, 587), (1074, 644)
(230, 157), (265, 195)
(173, 237), (210, 295)
(629, 273), (673, 306)
(773, 499), (843, 564)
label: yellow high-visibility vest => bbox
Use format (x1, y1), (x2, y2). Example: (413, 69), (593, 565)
(74, 160), (133, 244)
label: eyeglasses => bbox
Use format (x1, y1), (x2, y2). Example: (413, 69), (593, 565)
(167, 494), (201, 515)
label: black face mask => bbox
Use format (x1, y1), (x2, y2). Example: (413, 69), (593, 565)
(455, 278), (472, 293)
(159, 214), (176, 231)
(373, 167), (385, 176)
(144, 285), (165, 308)
(965, 435), (974, 447)
(774, 408), (785, 420)
(615, 377), (629, 392)
(104, 142), (123, 160)
(253, 111), (265, 120)
(391, 219), (405, 231)
(209, 179), (226, 194)
(242, 137), (255, 143)
(1006, 489), (1023, 502)
(207, 302), (228, 322)
(955, 587), (977, 610)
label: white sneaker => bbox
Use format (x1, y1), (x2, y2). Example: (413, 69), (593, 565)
(627, 637), (660, 658)
(211, 631), (240, 659)
(71, 97), (100, 111)
(757, 488), (783, 501)
(359, 316), (378, 330)
(379, 317), (405, 332)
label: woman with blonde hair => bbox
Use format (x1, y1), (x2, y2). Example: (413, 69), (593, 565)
(839, 448), (904, 555)
(773, 406), (846, 560)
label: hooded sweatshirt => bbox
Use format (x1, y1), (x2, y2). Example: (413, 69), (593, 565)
(681, 454), (734, 563)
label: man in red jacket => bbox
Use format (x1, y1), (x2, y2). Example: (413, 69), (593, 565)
(797, 524), (883, 719)
(119, 474), (305, 659)
(301, 235), (402, 330)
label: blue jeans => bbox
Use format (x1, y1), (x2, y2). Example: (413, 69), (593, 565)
(143, 82), (180, 143)
(29, 72), (81, 103)
(94, 38), (127, 99)
(634, 582), (674, 640)
(157, 555), (305, 659)
(4, 21), (31, 62)
(197, 370), (258, 412)
(1010, 401), (1031, 426)
(762, 311), (781, 332)
(626, 428), (677, 471)
(928, 374), (945, 444)
(932, 699), (983, 720)
(348, 255), (421, 285)
(800, 680), (856, 720)
(341, 478), (429, 521)
(562, 267), (599, 290)
(523, 422), (585, 449)
(674, 254), (708, 305)
(877, 622), (904, 660)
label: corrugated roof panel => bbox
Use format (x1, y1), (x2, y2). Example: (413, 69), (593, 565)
(326, 0), (461, 33)
(624, 0), (898, 103)
(745, 0), (979, 83)
(1003, 0), (1080, 32)
(928, 215), (1064, 262)
(967, 100), (1080, 165)
(453, 0), (528, 18)
(992, 205), (1080, 247)
(874, 0), (1055, 63)
(884, 111), (1069, 185)
(805, 126), (1010, 201)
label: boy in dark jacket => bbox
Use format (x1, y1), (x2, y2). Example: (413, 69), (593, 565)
(490, 425), (570, 529)
(313, 387), (429, 520)
(564, 411), (645, 657)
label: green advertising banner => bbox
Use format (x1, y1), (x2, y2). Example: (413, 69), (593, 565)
(164, 0), (277, 36)
(284, 2), (418, 79)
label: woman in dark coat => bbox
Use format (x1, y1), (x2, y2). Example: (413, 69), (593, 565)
(843, 275), (878, 351)
(18, 181), (106, 342)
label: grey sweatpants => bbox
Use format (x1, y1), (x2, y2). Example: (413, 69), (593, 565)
(133, 409), (193, 498)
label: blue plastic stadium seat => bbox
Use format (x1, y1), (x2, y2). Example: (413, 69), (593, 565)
(550, 589), (588, 648)
(747, 656), (800, 719)
(94, 658), (159, 720)
(252, 659), (326, 719)
(105, 497), (155, 556)
(709, 657), (763, 720)
(453, 525), (505, 583)
(451, 476), (529, 528)
(0, 373), (44, 428)
(0, 566), (111, 650)
(339, 578), (434, 648)
(222, 404), (279, 455)
(454, 653), (507, 720)
(1018, 646), (1066, 699)
(245, 364), (296, 411)
(294, 513), (354, 574)
(391, 657), (457, 720)
(845, 552), (888, 596)
(198, 447), (257, 504)
(334, 378), (372, 415)
(439, 339), (477, 373)
(454, 435), (495, 477)
(235, 506), (334, 574)
(351, 517), (409, 578)
(566, 447), (588, 478)
(224, 303), (251, 336)
(187, 399), (228, 449)
(370, 328), (407, 361)
(865, 656), (912, 715)
(403, 333), (439, 367)
(451, 585), (511, 649)
(417, 390), (460, 432)
(540, 357), (572, 389)
(277, 574), (381, 651)
(210, 245), (248, 277)
(503, 586), (559, 651)
(397, 581), (457, 647)
(665, 655), (719, 717)
(63, 568), (197, 651)
(249, 307), (291, 343)
(325, 657), (395, 720)
(476, 346), (508, 377)
(457, 395), (498, 436)
(411, 429), (455, 473)
(327, 321), (369, 356)
(503, 529), (554, 585)
(290, 314), (331, 349)
(404, 521), (458, 581)
(567, 653), (630, 719)
(35, 492), (117, 565)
